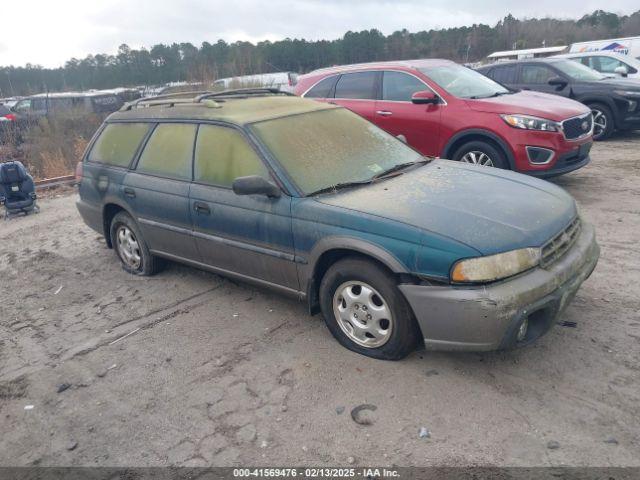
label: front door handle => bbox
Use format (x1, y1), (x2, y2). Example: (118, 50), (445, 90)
(193, 201), (211, 215)
(376, 110), (393, 117)
(123, 187), (136, 198)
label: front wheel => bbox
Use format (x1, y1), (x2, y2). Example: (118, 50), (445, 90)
(319, 257), (420, 360)
(589, 103), (614, 140)
(452, 140), (508, 169)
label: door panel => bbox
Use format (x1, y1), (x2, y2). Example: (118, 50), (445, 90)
(122, 172), (199, 260)
(374, 71), (441, 156)
(190, 185), (298, 289)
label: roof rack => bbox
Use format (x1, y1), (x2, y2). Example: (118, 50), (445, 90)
(122, 87), (294, 111)
(195, 88), (294, 102)
(123, 90), (215, 110)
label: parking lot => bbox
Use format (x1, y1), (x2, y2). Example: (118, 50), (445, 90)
(0, 133), (639, 467)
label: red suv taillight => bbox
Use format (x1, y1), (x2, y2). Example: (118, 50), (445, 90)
(75, 162), (83, 183)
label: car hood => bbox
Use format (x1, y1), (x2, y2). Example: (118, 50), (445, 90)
(317, 160), (577, 256)
(592, 77), (640, 90)
(465, 90), (589, 121)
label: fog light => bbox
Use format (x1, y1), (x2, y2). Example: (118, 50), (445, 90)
(526, 146), (554, 165)
(517, 318), (528, 342)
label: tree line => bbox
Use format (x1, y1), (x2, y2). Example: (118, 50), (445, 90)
(1, 9), (639, 96)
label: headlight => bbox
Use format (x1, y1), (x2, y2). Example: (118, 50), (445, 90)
(451, 248), (540, 283)
(613, 90), (640, 98)
(500, 114), (559, 132)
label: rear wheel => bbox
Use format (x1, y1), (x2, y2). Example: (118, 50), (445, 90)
(109, 211), (164, 276)
(588, 103), (614, 140)
(319, 257), (419, 360)
(452, 140), (508, 169)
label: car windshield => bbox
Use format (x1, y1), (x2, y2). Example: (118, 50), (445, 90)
(420, 64), (510, 98)
(553, 59), (606, 81)
(250, 108), (422, 195)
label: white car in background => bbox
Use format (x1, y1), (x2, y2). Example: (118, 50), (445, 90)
(554, 51), (640, 79)
(213, 72), (299, 92)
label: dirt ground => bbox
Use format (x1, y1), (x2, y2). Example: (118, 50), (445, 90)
(0, 133), (639, 468)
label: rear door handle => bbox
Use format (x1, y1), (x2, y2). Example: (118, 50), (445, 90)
(123, 187), (136, 198)
(193, 201), (211, 215)
(376, 110), (393, 117)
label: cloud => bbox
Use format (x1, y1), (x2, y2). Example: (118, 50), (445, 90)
(1, 0), (638, 67)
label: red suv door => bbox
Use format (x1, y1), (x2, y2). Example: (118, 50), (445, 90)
(331, 71), (378, 122)
(374, 70), (442, 157)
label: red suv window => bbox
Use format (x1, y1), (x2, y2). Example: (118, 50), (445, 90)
(334, 72), (377, 99)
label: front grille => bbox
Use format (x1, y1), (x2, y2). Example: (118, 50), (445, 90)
(562, 113), (592, 140)
(541, 217), (581, 268)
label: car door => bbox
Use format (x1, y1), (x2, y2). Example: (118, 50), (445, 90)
(517, 64), (570, 97)
(373, 70), (441, 156)
(189, 123), (298, 290)
(123, 122), (199, 261)
(330, 71), (378, 122)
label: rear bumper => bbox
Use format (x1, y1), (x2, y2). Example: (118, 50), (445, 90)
(399, 222), (599, 351)
(76, 197), (104, 235)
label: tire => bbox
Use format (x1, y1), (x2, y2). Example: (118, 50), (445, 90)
(588, 103), (614, 141)
(109, 211), (164, 276)
(452, 140), (508, 169)
(319, 257), (419, 360)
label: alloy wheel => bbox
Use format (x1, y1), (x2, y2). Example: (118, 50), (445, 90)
(333, 281), (393, 348)
(591, 108), (607, 139)
(461, 150), (494, 166)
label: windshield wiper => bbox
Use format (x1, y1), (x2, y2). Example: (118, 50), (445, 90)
(469, 91), (510, 99)
(307, 180), (373, 196)
(371, 158), (432, 180)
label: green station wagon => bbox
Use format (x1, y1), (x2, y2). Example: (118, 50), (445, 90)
(76, 89), (599, 360)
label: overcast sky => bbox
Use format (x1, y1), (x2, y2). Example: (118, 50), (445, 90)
(1, 0), (638, 68)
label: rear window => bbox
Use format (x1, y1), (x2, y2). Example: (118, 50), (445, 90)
(88, 123), (150, 167)
(137, 123), (196, 180)
(304, 75), (338, 98)
(334, 72), (377, 100)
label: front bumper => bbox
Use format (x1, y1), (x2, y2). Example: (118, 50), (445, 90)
(399, 222), (599, 351)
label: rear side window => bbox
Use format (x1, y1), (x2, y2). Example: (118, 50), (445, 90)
(382, 71), (426, 101)
(194, 125), (268, 187)
(137, 123), (196, 180)
(88, 123), (150, 167)
(304, 75), (338, 98)
(521, 65), (556, 84)
(334, 72), (377, 100)
(488, 65), (517, 84)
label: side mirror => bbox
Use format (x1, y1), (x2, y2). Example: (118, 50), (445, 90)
(614, 65), (628, 77)
(232, 175), (281, 198)
(548, 76), (568, 89)
(411, 90), (440, 104)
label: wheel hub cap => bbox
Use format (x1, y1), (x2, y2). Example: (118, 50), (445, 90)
(591, 109), (606, 137)
(461, 151), (494, 167)
(333, 281), (393, 348)
(116, 226), (141, 269)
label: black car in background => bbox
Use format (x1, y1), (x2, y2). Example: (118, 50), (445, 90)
(478, 58), (640, 140)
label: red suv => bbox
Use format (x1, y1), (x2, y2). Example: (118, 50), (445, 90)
(295, 59), (594, 177)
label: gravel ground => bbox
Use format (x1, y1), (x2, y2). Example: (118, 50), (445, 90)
(0, 133), (639, 467)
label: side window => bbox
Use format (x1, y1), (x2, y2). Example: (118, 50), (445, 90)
(304, 76), (338, 98)
(88, 123), (150, 167)
(521, 65), (556, 84)
(489, 65), (517, 84)
(579, 57), (592, 68)
(31, 98), (47, 111)
(14, 99), (31, 112)
(194, 125), (268, 187)
(596, 56), (631, 73)
(382, 71), (427, 101)
(137, 123), (196, 180)
(334, 72), (377, 100)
